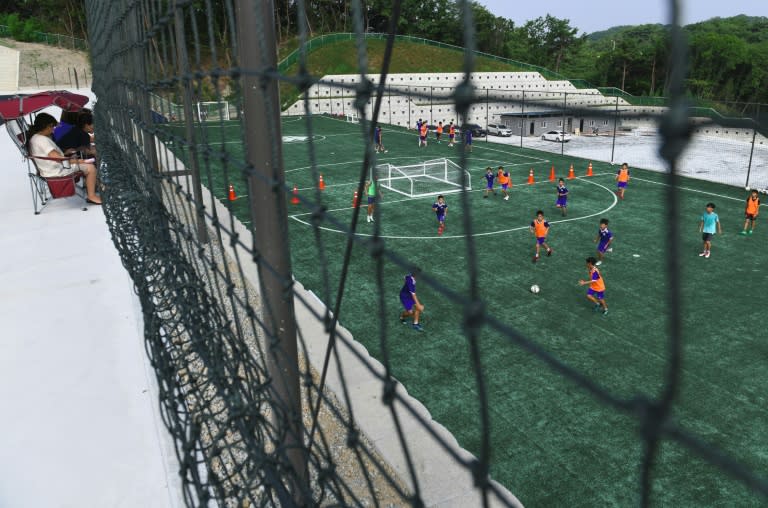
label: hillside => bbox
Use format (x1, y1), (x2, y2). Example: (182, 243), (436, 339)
(0, 37), (90, 89)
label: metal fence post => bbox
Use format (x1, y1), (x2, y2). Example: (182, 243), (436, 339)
(485, 88), (489, 143)
(520, 90), (525, 148)
(610, 95), (619, 164)
(235, 0), (308, 503)
(173, 4), (209, 244)
(745, 128), (757, 188)
(561, 93), (566, 156)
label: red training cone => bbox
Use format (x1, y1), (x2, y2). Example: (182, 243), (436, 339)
(586, 162), (593, 177)
(319, 174), (326, 190)
(567, 164), (575, 180)
(527, 168), (535, 185)
(228, 184), (236, 201)
(352, 190), (359, 207)
(291, 185), (300, 205)
(548, 165), (555, 182)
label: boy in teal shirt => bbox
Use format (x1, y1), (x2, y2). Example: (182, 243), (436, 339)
(699, 202), (722, 259)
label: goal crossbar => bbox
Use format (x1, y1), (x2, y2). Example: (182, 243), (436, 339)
(376, 158), (471, 198)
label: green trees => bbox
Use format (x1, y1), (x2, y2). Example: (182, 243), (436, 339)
(686, 16), (768, 102)
(583, 24), (670, 96)
(0, 1), (765, 103)
(0, 13), (43, 42)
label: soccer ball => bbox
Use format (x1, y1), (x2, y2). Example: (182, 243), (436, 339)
(745, 186), (751, 191)
(530, 284), (540, 294)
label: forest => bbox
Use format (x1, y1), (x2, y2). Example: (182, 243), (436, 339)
(2, 0), (766, 103)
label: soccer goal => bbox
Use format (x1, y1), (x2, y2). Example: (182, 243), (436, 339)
(196, 101), (231, 122)
(345, 112), (359, 123)
(376, 158), (471, 198)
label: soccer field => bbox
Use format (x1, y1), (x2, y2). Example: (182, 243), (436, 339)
(175, 114), (768, 506)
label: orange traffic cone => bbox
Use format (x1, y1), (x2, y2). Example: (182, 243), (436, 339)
(586, 162), (593, 177)
(527, 168), (535, 185)
(567, 164), (575, 179)
(352, 190), (359, 207)
(548, 165), (556, 182)
(228, 184), (237, 201)
(319, 174), (326, 190)
(291, 185), (300, 205)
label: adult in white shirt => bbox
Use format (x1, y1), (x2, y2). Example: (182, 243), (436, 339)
(27, 112), (101, 205)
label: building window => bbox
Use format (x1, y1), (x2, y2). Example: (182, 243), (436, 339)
(557, 120), (562, 127)
(541, 121), (547, 127)
(603, 120), (609, 126)
(590, 120), (595, 126)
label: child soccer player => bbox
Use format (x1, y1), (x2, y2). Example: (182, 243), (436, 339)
(364, 179), (380, 223)
(482, 167), (496, 198)
(555, 178), (569, 216)
(399, 269), (425, 332)
(374, 125), (386, 153)
(419, 121), (428, 148)
(448, 122), (456, 147)
(432, 195), (447, 235)
(699, 202), (722, 258)
(740, 189), (760, 235)
(464, 127), (473, 152)
(436, 121), (443, 144)
(529, 210), (553, 263)
(579, 257), (608, 315)
(594, 218), (613, 265)
(497, 166), (510, 201)
(416, 118), (423, 146)
(615, 162), (630, 199)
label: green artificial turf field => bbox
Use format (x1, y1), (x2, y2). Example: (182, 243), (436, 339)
(170, 114), (768, 506)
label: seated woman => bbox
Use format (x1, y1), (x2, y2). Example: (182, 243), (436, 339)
(27, 112), (101, 205)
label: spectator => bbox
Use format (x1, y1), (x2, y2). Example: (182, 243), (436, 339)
(58, 112), (96, 157)
(53, 110), (79, 143)
(28, 113), (101, 205)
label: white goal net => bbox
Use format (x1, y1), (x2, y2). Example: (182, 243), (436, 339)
(196, 101), (231, 121)
(376, 158), (471, 198)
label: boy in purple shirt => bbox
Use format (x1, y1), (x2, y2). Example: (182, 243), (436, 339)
(482, 167), (496, 198)
(432, 195), (447, 235)
(555, 178), (568, 216)
(399, 270), (425, 332)
(594, 218), (613, 265)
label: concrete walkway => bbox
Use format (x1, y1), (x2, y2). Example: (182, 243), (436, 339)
(0, 94), (180, 507)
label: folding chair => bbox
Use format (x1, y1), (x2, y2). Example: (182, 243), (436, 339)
(6, 118), (88, 214)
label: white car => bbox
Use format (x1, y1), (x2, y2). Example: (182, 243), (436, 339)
(487, 123), (513, 137)
(541, 130), (572, 142)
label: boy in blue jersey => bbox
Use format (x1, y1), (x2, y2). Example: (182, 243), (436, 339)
(594, 218), (613, 265)
(432, 195), (448, 235)
(399, 269), (425, 332)
(464, 128), (473, 152)
(699, 202), (722, 258)
(416, 119), (423, 146)
(555, 178), (568, 216)
(482, 167), (496, 198)
(374, 125), (387, 153)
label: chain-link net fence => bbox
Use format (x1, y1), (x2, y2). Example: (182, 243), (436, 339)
(85, 0), (768, 506)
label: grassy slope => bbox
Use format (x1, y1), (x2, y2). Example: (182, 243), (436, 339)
(279, 39), (529, 108)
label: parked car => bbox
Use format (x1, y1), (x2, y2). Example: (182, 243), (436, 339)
(487, 123), (513, 136)
(459, 123), (487, 137)
(541, 130), (572, 142)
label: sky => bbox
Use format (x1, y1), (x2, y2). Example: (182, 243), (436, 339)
(474, 0), (768, 34)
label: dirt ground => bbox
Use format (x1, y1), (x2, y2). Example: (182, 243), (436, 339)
(0, 38), (91, 90)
